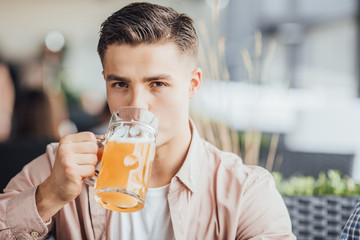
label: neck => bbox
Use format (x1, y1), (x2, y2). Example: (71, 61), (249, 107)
(149, 121), (192, 188)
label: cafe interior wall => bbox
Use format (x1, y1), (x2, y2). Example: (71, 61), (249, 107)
(191, 0), (360, 180)
(0, 0), (207, 97)
(1, 0), (360, 180)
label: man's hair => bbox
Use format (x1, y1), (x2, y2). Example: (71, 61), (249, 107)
(97, 2), (199, 64)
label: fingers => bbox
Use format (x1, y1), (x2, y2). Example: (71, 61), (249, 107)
(60, 132), (97, 144)
(58, 132), (98, 155)
(67, 142), (98, 154)
(72, 153), (98, 165)
(69, 164), (96, 178)
(56, 131), (100, 175)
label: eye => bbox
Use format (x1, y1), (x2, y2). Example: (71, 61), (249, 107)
(112, 82), (128, 88)
(150, 82), (166, 88)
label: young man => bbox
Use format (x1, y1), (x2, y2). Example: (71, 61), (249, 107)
(0, 2), (295, 239)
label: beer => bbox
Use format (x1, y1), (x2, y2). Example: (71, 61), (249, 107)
(95, 137), (156, 212)
(88, 107), (158, 212)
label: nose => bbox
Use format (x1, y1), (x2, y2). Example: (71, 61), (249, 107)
(128, 85), (148, 110)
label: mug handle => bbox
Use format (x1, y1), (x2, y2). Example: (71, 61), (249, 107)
(83, 134), (106, 186)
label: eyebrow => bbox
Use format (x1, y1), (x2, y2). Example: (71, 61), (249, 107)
(105, 74), (173, 82)
(145, 74), (173, 82)
(105, 74), (130, 82)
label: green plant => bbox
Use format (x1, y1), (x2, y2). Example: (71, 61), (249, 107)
(273, 170), (360, 197)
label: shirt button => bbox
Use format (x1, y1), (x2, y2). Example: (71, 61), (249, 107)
(30, 231), (39, 238)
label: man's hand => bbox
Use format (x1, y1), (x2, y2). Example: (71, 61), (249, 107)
(36, 132), (98, 222)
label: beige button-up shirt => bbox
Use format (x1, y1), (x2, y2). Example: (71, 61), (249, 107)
(0, 124), (296, 239)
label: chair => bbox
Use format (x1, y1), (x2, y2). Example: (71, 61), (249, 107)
(0, 138), (50, 192)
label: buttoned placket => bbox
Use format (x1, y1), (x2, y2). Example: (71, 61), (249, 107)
(168, 178), (192, 240)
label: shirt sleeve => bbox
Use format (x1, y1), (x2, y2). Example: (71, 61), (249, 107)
(236, 167), (296, 240)
(340, 199), (360, 240)
(0, 144), (56, 239)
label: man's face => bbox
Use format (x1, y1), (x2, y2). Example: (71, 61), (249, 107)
(102, 43), (201, 147)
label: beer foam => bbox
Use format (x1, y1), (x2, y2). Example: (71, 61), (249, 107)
(108, 125), (155, 143)
(108, 135), (153, 143)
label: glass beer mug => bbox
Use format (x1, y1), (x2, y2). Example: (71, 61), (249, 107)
(85, 106), (158, 212)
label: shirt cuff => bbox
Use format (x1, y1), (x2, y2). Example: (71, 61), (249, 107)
(6, 186), (50, 239)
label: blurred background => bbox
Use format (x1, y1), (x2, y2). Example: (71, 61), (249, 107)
(1, 0), (359, 185)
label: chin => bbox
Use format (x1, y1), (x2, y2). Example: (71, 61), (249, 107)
(155, 136), (166, 148)
(155, 130), (172, 148)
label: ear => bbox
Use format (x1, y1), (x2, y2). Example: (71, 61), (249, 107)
(189, 68), (202, 99)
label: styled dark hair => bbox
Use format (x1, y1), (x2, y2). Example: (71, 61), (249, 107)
(97, 2), (199, 64)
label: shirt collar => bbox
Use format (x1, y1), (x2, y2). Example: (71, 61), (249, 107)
(174, 119), (205, 193)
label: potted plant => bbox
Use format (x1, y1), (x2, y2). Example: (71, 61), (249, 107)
(273, 170), (360, 240)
